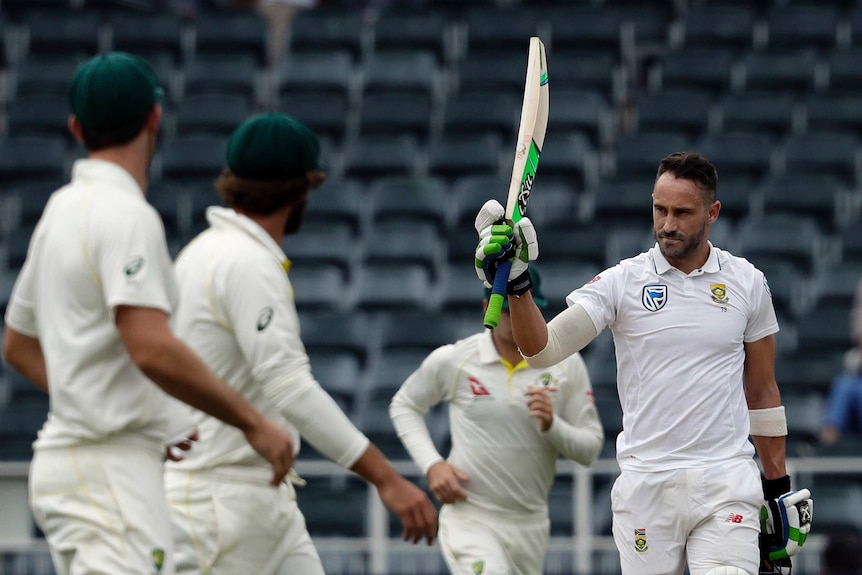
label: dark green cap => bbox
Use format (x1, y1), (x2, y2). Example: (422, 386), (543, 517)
(484, 267), (548, 309)
(225, 113), (324, 181)
(68, 52), (164, 130)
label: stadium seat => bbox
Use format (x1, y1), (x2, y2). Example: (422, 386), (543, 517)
(718, 91), (798, 137)
(342, 135), (419, 181)
(0, 402), (48, 461)
(800, 484), (862, 533)
(298, 477), (368, 537)
(546, 6), (623, 54)
(298, 310), (376, 369)
(440, 91), (517, 141)
(290, 262), (349, 312)
(14, 54), (90, 97)
(360, 50), (438, 98)
(194, 11), (267, 64)
(355, 402), (411, 460)
(584, 350), (618, 392)
(713, 174), (756, 224)
(366, 176), (448, 231)
(538, 261), (602, 317)
(757, 173), (847, 232)
(809, 264), (862, 311)
(547, 480), (575, 535)
(535, 223), (608, 270)
(795, 303), (854, 355)
(282, 220), (357, 281)
(741, 48), (819, 94)
(307, 349), (363, 413)
(521, 179), (582, 229)
(546, 89), (611, 148)
(373, 9), (449, 64)
(764, 4), (839, 50)
(781, 131), (860, 186)
(534, 132), (596, 189)
(439, 266), (484, 313)
(5, 94), (70, 140)
(159, 136), (226, 182)
(304, 178), (366, 235)
(545, 49), (618, 98)
(361, 221), (443, 279)
(182, 54), (258, 100)
(353, 263), (433, 311)
(0, 136), (67, 186)
(612, 131), (692, 179)
(783, 393), (825, 454)
(755, 259), (810, 320)
(592, 176), (653, 230)
(449, 174), (509, 231)
(277, 50), (354, 98)
(454, 52), (533, 96)
(25, 10), (100, 56)
(279, 91), (349, 142)
(678, 5), (755, 49)
(463, 6), (539, 57)
(804, 93), (862, 135)
(290, 8), (364, 59)
(695, 131), (775, 179)
(775, 349), (844, 397)
(427, 133), (502, 180)
(735, 214), (823, 273)
(840, 219), (862, 264)
(109, 11), (183, 61)
(826, 47), (862, 93)
(655, 46), (737, 93)
(635, 89), (713, 139)
(174, 93), (252, 137)
(5, 180), (62, 229)
(357, 92), (433, 141)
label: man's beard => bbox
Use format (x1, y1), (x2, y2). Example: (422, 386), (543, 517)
(654, 218), (707, 261)
(283, 200), (308, 235)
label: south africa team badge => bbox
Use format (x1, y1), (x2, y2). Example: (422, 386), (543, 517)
(710, 283), (729, 304)
(634, 528), (648, 553)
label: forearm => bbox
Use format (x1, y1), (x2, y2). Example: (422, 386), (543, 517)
(350, 443), (402, 488)
(752, 435), (787, 480)
(508, 291), (549, 357)
(544, 417), (604, 467)
(2, 326), (48, 393)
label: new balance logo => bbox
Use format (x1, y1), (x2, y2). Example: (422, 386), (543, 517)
(468, 377), (491, 397)
(725, 513), (744, 524)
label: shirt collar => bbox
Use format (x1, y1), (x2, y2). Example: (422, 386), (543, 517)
(649, 241), (721, 276)
(205, 206), (290, 268)
(477, 330), (502, 364)
(71, 158), (144, 199)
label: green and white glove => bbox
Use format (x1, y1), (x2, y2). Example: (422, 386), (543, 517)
(473, 199), (538, 295)
(759, 475), (813, 574)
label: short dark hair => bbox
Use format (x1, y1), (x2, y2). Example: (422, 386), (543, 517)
(79, 113), (150, 151)
(215, 169), (326, 216)
(656, 152), (718, 204)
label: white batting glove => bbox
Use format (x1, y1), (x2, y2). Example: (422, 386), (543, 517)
(759, 476), (813, 574)
(474, 199), (505, 234)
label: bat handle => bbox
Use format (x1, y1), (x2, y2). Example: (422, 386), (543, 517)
(483, 259), (511, 329)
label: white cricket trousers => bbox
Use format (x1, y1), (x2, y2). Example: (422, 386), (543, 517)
(29, 438), (175, 575)
(611, 457), (762, 575)
(165, 467), (324, 575)
(439, 503), (550, 575)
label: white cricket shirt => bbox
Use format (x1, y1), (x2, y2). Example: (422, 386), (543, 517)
(4, 159), (191, 448)
(390, 331), (604, 516)
(566, 243), (779, 472)
(165, 207), (369, 472)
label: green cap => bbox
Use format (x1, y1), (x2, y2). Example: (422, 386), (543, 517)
(68, 52), (164, 130)
(225, 113), (324, 181)
(484, 267), (548, 309)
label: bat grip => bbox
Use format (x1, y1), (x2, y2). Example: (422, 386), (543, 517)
(483, 259), (511, 329)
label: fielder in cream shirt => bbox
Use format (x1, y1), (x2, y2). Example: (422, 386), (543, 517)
(390, 268), (603, 575)
(165, 113), (437, 575)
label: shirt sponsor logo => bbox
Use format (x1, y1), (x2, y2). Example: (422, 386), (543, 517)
(641, 284), (667, 312)
(634, 528), (649, 552)
(726, 513), (744, 523)
(257, 306), (274, 331)
(710, 283), (729, 304)
(468, 377), (491, 397)
(586, 275), (601, 285)
(124, 255), (144, 277)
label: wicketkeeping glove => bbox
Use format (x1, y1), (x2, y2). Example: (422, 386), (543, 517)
(473, 200), (538, 295)
(759, 475), (814, 574)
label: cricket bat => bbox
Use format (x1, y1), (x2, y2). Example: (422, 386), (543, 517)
(483, 36), (549, 329)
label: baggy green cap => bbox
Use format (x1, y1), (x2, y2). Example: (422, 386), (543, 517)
(225, 113), (324, 180)
(484, 267), (548, 309)
(68, 52), (163, 130)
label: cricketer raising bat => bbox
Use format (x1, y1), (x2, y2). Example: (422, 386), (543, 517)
(483, 36), (550, 329)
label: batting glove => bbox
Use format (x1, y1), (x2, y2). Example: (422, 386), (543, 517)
(473, 202), (539, 295)
(759, 475), (813, 573)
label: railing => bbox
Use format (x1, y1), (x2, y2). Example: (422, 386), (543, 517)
(1, 457), (860, 575)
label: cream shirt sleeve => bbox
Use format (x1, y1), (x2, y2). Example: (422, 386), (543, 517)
(389, 345), (455, 475)
(219, 255), (369, 469)
(542, 353), (604, 466)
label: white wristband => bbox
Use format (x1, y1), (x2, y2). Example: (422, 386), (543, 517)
(749, 406), (787, 437)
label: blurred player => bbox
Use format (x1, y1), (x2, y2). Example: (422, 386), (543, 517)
(1, 52), (294, 575)
(164, 113), (438, 574)
(473, 152), (812, 575)
(390, 267), (603, 575)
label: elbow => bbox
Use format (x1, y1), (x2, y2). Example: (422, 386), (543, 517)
(127, 340), (171, 383)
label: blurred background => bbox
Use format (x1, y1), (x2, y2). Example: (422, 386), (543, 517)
(1, 0), (862, 573)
